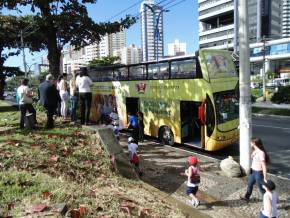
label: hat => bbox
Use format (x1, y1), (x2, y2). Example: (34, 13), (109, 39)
(46, 74), (53, 81)
(263, 180), (276, 191)
(188, 156), (198, 165)
(128, 137), (134, 143)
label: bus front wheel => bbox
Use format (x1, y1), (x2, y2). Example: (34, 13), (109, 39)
(159, 126), (174, 146)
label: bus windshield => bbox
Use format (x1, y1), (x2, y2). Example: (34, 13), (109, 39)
(204, 52), (236, 79)
(214, 91), (239, 124)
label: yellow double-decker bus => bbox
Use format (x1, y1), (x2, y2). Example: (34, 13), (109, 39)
(88, 49), (239, 151)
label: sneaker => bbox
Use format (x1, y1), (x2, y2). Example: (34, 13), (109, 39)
(240, 195), (249, 202)
(191, 200), (196, 207)
(195, 200), (200, 208)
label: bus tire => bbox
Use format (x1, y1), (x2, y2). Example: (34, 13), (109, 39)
(159, 126), (174, 146)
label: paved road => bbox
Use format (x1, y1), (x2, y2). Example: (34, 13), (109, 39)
(130, 115), (290, 178)
(252, 115), (290, 178)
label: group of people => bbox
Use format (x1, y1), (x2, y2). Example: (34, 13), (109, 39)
(18, 67), (93, 129)
(182, 137), (277, 218)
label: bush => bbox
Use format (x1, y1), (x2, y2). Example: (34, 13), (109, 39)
(271, 86), (290, 104)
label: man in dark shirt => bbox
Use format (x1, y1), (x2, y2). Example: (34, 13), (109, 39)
(39, 74), (60, 128)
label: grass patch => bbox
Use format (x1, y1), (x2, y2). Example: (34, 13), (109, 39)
(0, 110), (185, 217)
(252, 107), (290, 116)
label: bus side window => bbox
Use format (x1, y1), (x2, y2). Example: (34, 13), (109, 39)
(171, 59), (196, 79)
(129, 65), (146, 80)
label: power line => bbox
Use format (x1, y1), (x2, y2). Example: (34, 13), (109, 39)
(107, 0), (144, 21)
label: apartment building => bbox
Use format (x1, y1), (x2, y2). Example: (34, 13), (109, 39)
(198, 0), (281, 50)
(168, 39), (187, 56)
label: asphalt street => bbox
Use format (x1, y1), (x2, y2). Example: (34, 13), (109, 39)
(252, 115), (290, 178)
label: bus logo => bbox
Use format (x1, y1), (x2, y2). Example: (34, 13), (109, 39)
(136, 83), (147, 94)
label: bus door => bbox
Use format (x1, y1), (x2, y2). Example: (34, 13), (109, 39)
(180, 101), (202, 147)
(126, 97), (139, 123)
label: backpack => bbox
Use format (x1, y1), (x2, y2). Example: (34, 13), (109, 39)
(190, 166), (200, 184)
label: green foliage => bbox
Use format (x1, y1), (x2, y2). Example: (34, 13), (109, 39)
(251, 89), (263, 98)
(0, 0), (136, 77)
(271, 86), (290, 104)
(88, 56), (120, 67)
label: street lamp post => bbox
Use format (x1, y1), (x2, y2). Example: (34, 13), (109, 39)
(143, 3), (168, 61)
(261, 35), (267, 101)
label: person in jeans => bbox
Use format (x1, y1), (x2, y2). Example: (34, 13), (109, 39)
(17, 78), (37, 128)
(69, 71), (79, 124)
(241, 138), (270, 201)
(76, 68), (92, 125)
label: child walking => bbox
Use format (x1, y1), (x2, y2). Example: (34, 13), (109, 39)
(260, 180), (278, 218)
(184, 156), (200, 207)
(127, 137), (142, 176)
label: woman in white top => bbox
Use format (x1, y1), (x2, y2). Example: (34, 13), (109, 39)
(241, 138), (270, 201)
(260, 180), (278, 218)
(76, 68), (92, 125)
(57, 74), (69, 119)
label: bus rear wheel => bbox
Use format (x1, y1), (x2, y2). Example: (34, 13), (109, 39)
(159, 126), (174, 146)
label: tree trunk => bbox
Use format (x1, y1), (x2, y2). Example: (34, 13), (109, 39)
(0, 48), (6, 100)
(47, 38), (61, 79)
(40, 4), (62, 79)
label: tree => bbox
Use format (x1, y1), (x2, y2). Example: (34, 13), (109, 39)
(88, 56), (120, 67)
(0, 0), (136, 78)
(0, 15), (31, 99)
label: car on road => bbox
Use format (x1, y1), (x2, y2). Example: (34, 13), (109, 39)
(251, 82), (261, 89)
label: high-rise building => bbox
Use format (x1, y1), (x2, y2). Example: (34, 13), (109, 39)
(113, 44), (142, 65)
(198, 0), (281, 49)
(140, 0), (164, 61)
(282, 0), (290, 37)
(168, 39), (187, 56)
(100, 30), (126, 57)
(62, 31), (126, 73)
(248, 0), (281, 41)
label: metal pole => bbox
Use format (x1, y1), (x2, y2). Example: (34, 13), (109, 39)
(262, 35), (266, 101)
(257, 0), (262, 42)
(239, 0), (252, 175)
(234, 0), (238, 52)
(20, 30), (27, 77)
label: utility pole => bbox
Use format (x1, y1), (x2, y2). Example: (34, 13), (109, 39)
(20, 30), (28, 77)
(234, 0), (238, 53)
(262, 35), (267, 101)
(239, 0), (252, 175)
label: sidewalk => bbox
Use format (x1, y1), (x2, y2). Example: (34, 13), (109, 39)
(252, 100), (290, 110)
(116, 136), (290, 218)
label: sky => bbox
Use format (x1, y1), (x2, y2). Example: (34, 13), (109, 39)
(4, 0), (199, 70)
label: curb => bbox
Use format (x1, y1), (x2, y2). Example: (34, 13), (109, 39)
(253, 113), (290, 120)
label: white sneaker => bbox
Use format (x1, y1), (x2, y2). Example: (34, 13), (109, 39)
(191, 200), (196, 207)
(195, 200), (200, 208)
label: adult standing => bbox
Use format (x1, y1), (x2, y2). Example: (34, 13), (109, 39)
(57, 74), (69, 119)
(128, 111), (139, 143)
(69, 71), (79, 124)
(241, 138), (270, 201)
(39, 74), (60, 128)
(17, 78), (37, 128)
(76, 68), (92, 125)
(137, 111), (144, 142)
